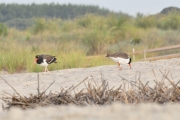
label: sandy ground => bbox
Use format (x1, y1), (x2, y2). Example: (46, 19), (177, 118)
(0, 58), (180, 119)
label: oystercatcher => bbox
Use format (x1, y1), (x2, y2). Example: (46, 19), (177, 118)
(106, 52), (131, 70)
(34, 54), (57, 72)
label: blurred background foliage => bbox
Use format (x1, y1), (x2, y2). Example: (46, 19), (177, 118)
(0, 4), (180, 73)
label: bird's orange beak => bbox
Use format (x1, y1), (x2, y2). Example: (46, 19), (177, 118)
(129, 64), (131, 69)
(34, 58), (38, 64)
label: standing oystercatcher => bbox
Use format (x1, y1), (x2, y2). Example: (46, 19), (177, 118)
(34, 54), (57, 72)
(106, 52), (131, 70)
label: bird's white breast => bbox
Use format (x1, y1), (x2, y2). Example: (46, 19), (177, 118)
(39, 59), (48, 66)
(109, 57), (130, 64)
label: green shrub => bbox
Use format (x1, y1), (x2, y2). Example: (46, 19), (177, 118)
(157, 13), (180, 30)
(77, 15), (91, 28)
(31, 19), (46, 34)
(0, 23), (8, 36)
(135, 15), (157, 29)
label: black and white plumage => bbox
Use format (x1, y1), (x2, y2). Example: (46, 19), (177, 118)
(34, 54), (57, 72)
(106, 52), (131, 70)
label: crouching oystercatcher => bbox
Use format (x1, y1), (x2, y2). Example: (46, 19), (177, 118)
(34, 54), (57, 72)
(106, 52), (131, 70)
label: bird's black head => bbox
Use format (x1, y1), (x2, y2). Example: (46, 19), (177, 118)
(34, 55), (41, 64)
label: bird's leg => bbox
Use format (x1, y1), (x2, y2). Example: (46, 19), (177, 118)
(42, 67), (46, 75)
(118, 62), (122, 70)
(44, 66), (49, 75)
(44, 66), (47, 72)
(46, 67), (49, 72)
(43, 66), (48, 75)
(129, 64), (131, 69)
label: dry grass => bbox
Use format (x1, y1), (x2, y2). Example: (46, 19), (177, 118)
(1, 70), (180, 110)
